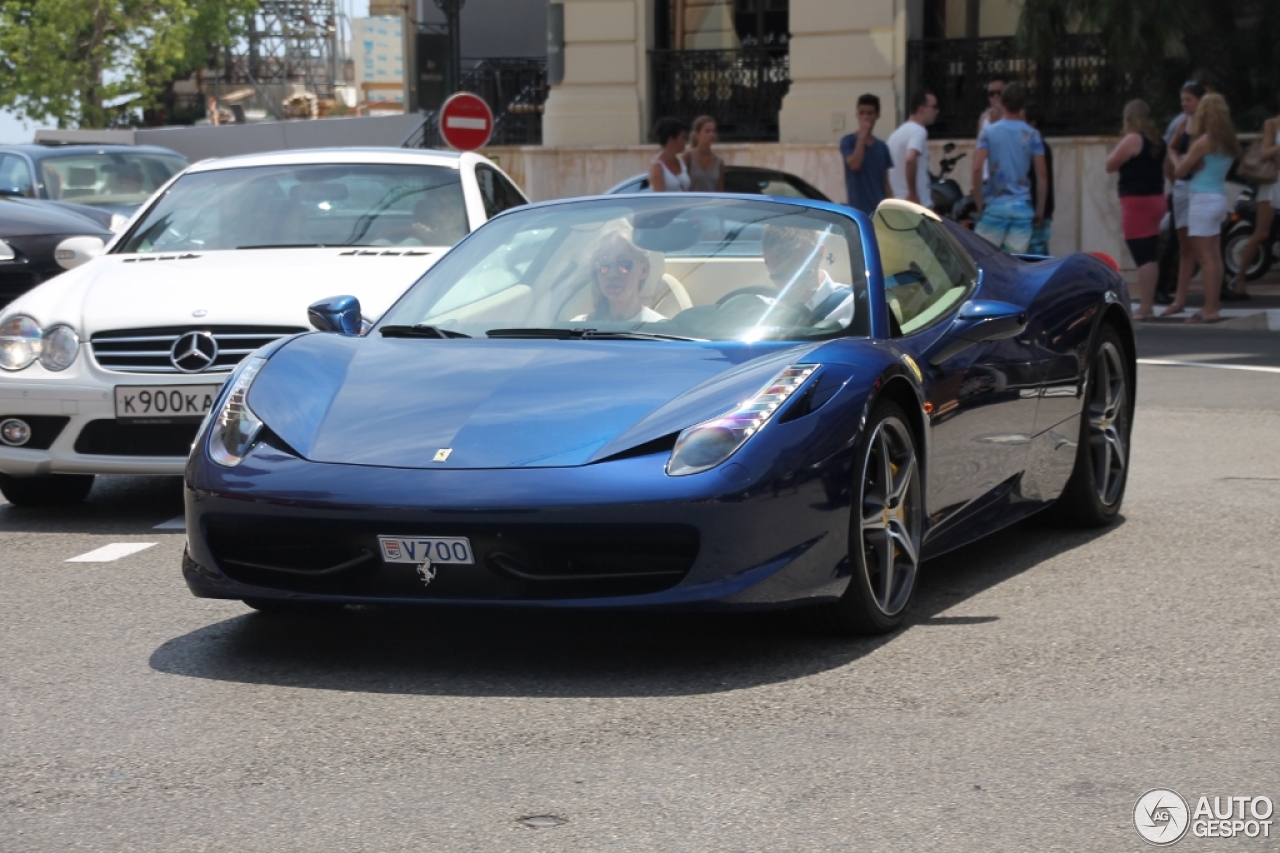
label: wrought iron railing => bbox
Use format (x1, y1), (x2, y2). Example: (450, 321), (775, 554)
(649, 48), (790, 142)
(907, 35), (1138, 137)
(403, 57), (548, 149)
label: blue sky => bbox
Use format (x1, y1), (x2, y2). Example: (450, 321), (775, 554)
(1, 0), (370, 143)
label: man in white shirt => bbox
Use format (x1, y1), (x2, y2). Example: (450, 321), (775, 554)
(757, 225), (854, 326)
(887, 90), (940, 206)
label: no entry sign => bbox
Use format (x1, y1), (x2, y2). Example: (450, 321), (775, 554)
(439, 92), (494, 151)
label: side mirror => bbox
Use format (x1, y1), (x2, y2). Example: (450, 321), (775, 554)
(926, 300), (1027, 366)
(308, 295), (363, 335)
(54, 235), (106, 270)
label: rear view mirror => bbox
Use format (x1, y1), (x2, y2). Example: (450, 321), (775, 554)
(54, 236), (106, 270)
(308, 295), (363, 335)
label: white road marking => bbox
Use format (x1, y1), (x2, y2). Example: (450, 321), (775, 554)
(67, 543), (157, 563)
(1137, 358), (1280, 375)
(153, 516), (186, 530)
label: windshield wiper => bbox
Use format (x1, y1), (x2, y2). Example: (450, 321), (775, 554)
(237, 243), (349, 249)
(380, 324), (471, 339)
(485, 327), (696, 341)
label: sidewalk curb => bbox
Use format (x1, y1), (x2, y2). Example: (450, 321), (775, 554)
(1131, 304), (1280, 330)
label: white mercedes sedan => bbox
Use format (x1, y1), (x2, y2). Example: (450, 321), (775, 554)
(0, 147), (527, 504)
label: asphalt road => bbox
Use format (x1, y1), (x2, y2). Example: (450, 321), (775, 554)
(3, 323), (1279, 852)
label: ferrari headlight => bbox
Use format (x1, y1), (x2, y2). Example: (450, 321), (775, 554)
(667, 364), (818, 476)
(208, 357), (266, 467)
(0, 316), (42, 371)
(39, 325), (79, 371)
(0, 239), (15, 261)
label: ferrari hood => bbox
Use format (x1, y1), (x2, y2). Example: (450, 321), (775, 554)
(249, 333), (821, 469)
(5, 248), (444, 333)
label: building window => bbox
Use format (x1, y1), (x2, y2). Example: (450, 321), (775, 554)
(650, 0), (789, 141)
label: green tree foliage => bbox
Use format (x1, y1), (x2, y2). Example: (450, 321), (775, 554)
(0, 0), (256, 129)
(1017, 0), (1280, 128)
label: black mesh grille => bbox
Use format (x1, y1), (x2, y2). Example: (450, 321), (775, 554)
(90, 326), (304, 374)
(74, 420), (200, 457)
(205, 521), (699, 600)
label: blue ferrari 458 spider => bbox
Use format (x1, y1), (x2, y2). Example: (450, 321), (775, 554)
(182, 194), (1135, 634)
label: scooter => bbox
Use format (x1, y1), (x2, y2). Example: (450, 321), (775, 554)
(930, 143), (966, 218)
(1222, 185), (1278, 281)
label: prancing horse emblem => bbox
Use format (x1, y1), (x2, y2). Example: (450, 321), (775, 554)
(416, 559), (436, 586)
(433, 448), (452, 462)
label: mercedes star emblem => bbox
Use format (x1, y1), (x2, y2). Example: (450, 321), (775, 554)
(170, 331), (219, 373)
(191, 309), (208, 318)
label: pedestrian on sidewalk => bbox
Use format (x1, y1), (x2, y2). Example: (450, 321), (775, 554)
(840, 94), (893, 214)
(1106, 99), (1167, 320)
(970, 82), (1047, 253)
(1025, 103), (1054, 255)
(683, 115), (725, 193)
(1160, 81), (1206, 315)
(1170, 92), (1240, 323)
(887, 90), (939, 206)
(975, 74), (1008, 186)
(649, 117), (690, 192)
(1230, 107), (1280, 298)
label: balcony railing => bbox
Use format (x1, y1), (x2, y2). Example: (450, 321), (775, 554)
(649, 48), (790, 142)
(404, 57), (548, 149)
(907, 35), (1138, 137)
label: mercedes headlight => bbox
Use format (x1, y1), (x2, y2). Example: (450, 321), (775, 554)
(39, 325), (79, 371)
(666, 365), (817, 476)
(0, 239), (15, 261)
(0, 316), (42, 371)
(208, 357), (266, 467)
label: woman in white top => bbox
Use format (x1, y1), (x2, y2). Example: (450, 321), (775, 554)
(649, 116), (691, 192)
(682, 115), (726, 192)
(1230, 109), (1280, 299)
(574, 229), (665, 323)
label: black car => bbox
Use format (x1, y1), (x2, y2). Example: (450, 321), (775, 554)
(0, 142), (189, 220)
(606, 165), (831, 201)
(0, 196), (112, 308)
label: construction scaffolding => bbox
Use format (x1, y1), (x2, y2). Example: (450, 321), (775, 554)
(212, 0), (353, 120)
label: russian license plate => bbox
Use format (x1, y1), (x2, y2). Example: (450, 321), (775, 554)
(378, 536), (475, 566)
(114, 384), (221, 424)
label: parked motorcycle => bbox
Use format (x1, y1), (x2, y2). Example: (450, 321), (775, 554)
(929, 143), (981, 227)
(930, 143), (966, 217)
(1222, 185), (1278, 281)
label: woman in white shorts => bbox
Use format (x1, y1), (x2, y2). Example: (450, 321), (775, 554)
(1230, 110), (1280, 299)
(1161, 82), (1204, 316)
(1171, 94), (1240, 323)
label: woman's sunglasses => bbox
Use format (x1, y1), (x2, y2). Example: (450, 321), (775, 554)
(596, 256), (637, 275)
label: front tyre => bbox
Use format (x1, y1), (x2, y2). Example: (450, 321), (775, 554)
(0, 473), (95, 507)
(1049, 326), (1133, 527)
(814, 402), (923, 635)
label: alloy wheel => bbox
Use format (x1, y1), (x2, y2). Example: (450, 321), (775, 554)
(856, 416), (922, 617)
(1087, 340), (1128, 506)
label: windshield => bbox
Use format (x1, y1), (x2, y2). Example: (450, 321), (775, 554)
(116, 163), (468, 254)
(40, 151), (187, 207)
(379, 197), (868, 343)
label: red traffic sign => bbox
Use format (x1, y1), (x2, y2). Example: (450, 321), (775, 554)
(439, 92), (494, 151)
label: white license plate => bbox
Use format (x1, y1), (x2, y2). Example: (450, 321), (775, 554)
(378, 536), (475, 565)
(114, 384), (221, 423)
